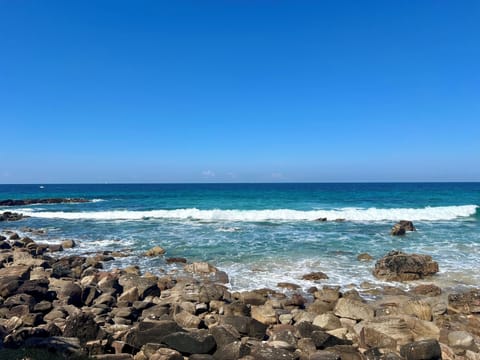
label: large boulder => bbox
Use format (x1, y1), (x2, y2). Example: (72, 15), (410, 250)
(125, 320), (185, 348)
(373, 251), (439, 281)
(162, 330), (216, 355)
(63, 312), (100, 345)
(333, 298), (374, 321)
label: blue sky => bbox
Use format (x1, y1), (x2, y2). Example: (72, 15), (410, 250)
(1, 1), (479, 183)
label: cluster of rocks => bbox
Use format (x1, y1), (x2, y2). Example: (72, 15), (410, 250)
(0, 212), (26, 222)
(0, 231), (479, 360)
(0, 198), (89, 206)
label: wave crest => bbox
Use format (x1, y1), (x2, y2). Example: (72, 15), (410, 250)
(17, 205), (478, 222)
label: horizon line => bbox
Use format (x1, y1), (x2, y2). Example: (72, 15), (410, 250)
(1, 180), (480, 185)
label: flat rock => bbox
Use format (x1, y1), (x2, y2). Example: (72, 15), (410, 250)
(334, 298), (374, 321)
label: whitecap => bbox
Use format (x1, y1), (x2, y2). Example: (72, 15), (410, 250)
(17, 205), (478, 222)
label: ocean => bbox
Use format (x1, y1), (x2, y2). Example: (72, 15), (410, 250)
(1, 183), (479, 294)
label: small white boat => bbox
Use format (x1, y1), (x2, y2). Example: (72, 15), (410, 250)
(39, 185), (45, 189)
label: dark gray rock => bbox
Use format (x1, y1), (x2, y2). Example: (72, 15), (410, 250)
(126, 320), (185, 348)
(162, 330), (216, 355)
(220, 315), (267, 339)
(400, 339), (441, 360)
(63, 312), (100, 345)
(213, 341), (251, 360)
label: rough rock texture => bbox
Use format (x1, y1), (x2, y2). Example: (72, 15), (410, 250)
(373, 250), (439, 281)
(391, 220), (416, 236)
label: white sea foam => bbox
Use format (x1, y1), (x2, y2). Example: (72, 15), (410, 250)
(91, 199), (105, 203)
(17, 205), (478, 222)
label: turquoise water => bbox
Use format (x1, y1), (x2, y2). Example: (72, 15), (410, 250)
(1, 183), (479, 292)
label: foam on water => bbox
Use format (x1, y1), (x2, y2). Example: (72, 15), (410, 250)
(17, 205), (478, 222)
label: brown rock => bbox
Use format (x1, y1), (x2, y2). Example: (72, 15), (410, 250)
(410, 284), (442, 297)
(391, 220), (416, 236)
(448, 289), (480, 314)
(334, 298), (374, 321)
(144, 246), (166, 256)
(357, 253), (374, 262)
(302, 272), (329, 281)
(373, 251), (439, 281)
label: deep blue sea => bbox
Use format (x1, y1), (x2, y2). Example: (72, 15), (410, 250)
(1, 183), (479, 293)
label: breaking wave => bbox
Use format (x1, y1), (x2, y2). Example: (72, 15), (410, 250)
(17, 205), (478, 222)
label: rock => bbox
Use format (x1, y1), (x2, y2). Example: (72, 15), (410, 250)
(357, 253), (374, 262)
(144, 246), (166, 256)
(0, 198), (89, 206)
(210, 324), (241, 348)
(355, 317), (414, 348)
(313, 313), (342, 330)
(119, 274), (160, 299)
(61, 239), (76, 249)
(238, 290), (268, 306)
(118, 287), (140, 303)
(213, 341), (251, 360)
(251, 304), (278, 325)
(56, 281), (83, 306)
(400, 339), (442, 360)
(22, 336), (84, 357)
(373, 251), (439, 281)
(302, 272), (329, 281)
(309, 350), (341, 360)
(402, 300), (432, 321)
(150, 348), (184, 360)
(391, 221), (416, 236)
(127, 320), (185, 348)
(174, 310), (202, 329)
(447, 331), (476, 350)
(185, 262), (218, 274)
(448, 289), (480, 314)
(220, 315), (267, 339)
(277, 282), (300, 290)
(334, 298), (374, 321)
(162, 330), (216, 355)
(249, 342), (297, 360)
(410, 284), (442, 297)
(0, 211), (25, 221)
(63, 312), (100, 345)
(316, 218), (328, 222)
(166, 257), (187, 264)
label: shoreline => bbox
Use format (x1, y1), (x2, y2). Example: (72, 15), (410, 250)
(1, 224), (480, 359)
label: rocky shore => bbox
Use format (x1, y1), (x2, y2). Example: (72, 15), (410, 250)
(0, 224), (480, 359)
(0, 198), (90, 206)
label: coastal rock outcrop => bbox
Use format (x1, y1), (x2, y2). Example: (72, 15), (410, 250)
(391, 220), (416, 236)
(0, 228), (479, 360)
(373, 250), (439, 281)
(0, 212), (25, 222)
(0, 198), (89, 206)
